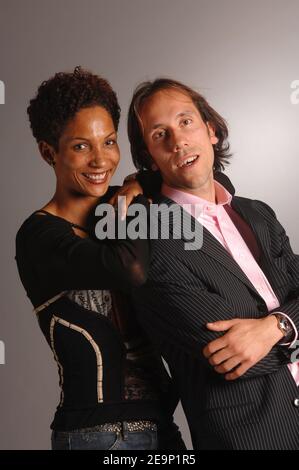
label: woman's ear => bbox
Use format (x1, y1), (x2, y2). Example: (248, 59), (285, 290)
(38, 141), (56, 167)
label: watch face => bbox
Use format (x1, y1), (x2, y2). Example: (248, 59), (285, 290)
(279, 316), (291, 335)
(283, 319), (291, 332)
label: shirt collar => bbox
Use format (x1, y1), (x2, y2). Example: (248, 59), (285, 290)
(161, 180), (232, 209)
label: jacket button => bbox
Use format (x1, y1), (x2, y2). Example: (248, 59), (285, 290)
(294, 398), (299, 407)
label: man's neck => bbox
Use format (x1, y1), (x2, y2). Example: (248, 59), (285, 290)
(163, 180), (216, 203)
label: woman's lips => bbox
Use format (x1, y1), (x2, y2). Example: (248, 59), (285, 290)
(82, 171), (110, 184)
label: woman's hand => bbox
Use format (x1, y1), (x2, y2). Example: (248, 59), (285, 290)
(109, 180), (146, 220)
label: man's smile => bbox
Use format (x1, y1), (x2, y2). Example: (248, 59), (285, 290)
(177, 154), (200, 169)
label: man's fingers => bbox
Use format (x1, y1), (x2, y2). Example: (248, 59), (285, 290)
(208, 348), (233, 366)
(225, 362), (251, 381)
(203, 337), (227, 358)
(214, 356), (241, 374)
(206, 319), (239, 331)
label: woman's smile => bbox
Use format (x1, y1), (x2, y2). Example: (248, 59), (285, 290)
(81, 170), (110, 184)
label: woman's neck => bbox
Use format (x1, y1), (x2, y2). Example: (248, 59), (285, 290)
(42, 192), (99, 227)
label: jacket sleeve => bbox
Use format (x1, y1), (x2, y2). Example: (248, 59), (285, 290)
(254, 200), (299, 334)
(132, 272), (292, 380)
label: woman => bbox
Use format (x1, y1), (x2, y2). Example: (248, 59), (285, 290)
(15, 67), (185, 450)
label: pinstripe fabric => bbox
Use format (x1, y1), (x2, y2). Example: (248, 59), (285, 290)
(132, 195), (299, 450)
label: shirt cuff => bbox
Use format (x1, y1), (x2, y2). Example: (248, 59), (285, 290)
(270, 312), (298, 347)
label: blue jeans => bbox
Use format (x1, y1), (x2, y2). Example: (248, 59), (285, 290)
(51, 423), (158, 450)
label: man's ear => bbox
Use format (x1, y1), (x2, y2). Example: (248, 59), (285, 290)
(145, 152), (158, 172)
(207, 122), (219, 145)
(38, 141), (56, 167)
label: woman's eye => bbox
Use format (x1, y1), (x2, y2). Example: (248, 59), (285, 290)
(182, 118), (192, 126)
(73, 143), (88, 151)
(105, 139), (116, 146)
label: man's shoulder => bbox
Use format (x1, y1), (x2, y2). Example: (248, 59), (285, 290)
(233, 195), (277, 218)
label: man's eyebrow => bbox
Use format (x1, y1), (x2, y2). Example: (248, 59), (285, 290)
(150, 110), (196, 130)
(177, 110), (196, 117)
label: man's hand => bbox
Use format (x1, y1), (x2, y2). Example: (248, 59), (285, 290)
(202, 316), (284, 380)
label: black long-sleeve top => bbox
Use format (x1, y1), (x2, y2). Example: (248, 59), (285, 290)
(15, 189), (175, 431)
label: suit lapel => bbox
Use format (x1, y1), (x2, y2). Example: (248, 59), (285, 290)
(231, 197), (272, 260)
(200, 225), (260, 295)
(231, 197), (286, 292)
(154, 194), (261, 297)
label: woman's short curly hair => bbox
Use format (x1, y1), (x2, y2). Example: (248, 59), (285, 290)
(127, 78), (231, 172)
(27, 66), (121, 150)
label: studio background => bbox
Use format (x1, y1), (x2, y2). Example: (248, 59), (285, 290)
(0, 0), (298, 450)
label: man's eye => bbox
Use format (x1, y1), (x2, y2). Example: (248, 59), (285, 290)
(153, 130), (166, 140)
(182, 118), (192, 126)
(73, 143), (88, 151)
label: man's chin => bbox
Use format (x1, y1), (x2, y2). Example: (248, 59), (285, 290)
(178, 177), (209, 190)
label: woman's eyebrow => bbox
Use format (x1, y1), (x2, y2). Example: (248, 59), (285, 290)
(66, 131), (116, 142)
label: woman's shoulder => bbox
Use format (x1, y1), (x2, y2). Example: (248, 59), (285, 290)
(16, 184), (121, 238)
(15, 185), (119, 242)
(16, 210), (72, 246)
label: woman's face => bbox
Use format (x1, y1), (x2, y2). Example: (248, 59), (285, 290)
(50, 106), (120, 199)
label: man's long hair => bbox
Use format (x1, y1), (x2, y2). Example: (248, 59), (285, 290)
(127, 78), (231, 172)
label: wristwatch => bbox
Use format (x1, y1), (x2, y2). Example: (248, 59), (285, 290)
(274, 313), (293, 337)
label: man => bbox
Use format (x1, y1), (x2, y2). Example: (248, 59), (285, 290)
(127, 79), (299, 450)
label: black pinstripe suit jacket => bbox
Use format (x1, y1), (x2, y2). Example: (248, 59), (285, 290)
(132, 194), (299, 450)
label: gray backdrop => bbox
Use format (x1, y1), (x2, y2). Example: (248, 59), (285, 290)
(0, 0), (298, 450)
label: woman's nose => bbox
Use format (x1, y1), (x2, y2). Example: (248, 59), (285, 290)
(89, 147), (104, 167)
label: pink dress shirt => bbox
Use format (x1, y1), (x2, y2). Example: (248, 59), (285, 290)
(162, 181), (299, 385)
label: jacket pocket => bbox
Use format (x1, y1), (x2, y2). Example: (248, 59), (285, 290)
(204, 377), (252, 411)
(202, 401), (260, 435)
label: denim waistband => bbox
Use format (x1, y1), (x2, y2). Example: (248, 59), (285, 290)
(67, 420), (157, 433)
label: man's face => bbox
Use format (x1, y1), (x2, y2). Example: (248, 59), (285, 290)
(139, 89), (218, 195)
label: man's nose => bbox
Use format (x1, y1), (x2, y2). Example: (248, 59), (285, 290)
(169, 129), (188, 153)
